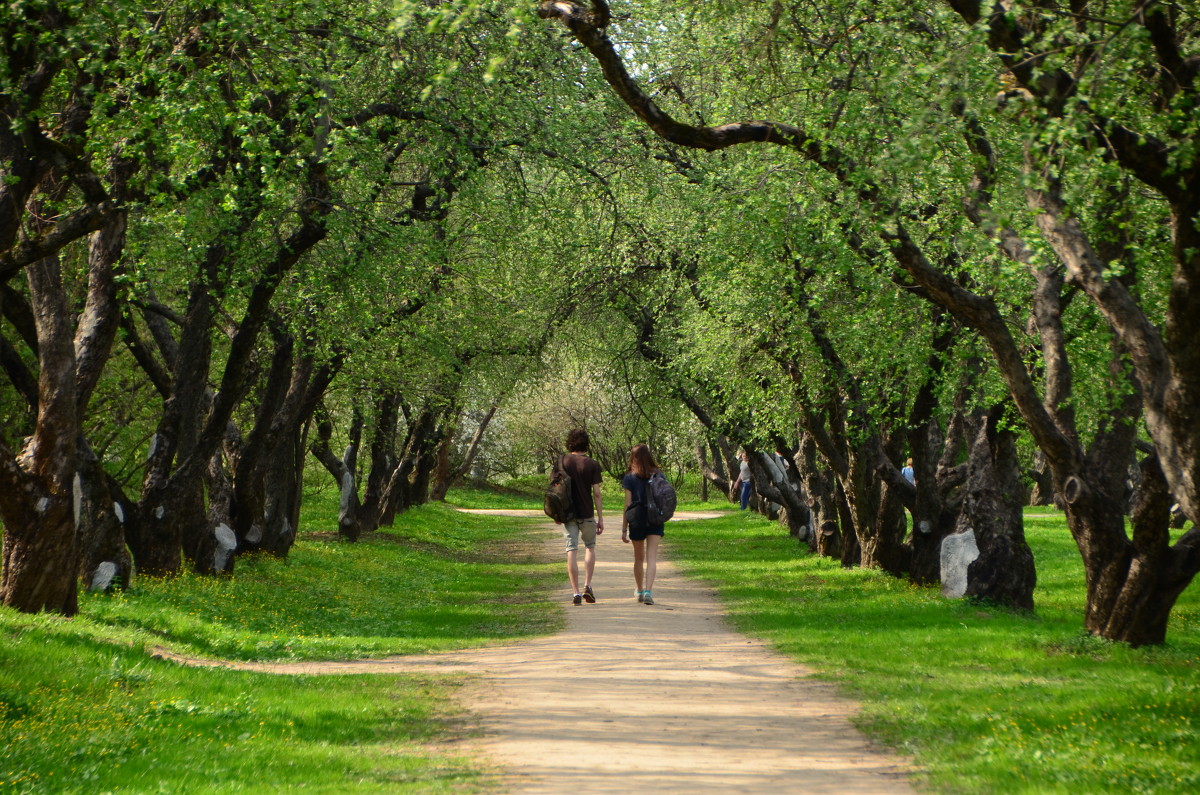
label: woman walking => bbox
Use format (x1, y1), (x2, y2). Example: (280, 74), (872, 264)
(621, 444), (665, 605)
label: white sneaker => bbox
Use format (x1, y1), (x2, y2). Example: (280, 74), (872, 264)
(636, 590), (645, 603)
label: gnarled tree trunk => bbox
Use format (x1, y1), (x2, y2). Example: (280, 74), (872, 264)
(311, 405), (364, 541)
(76, 440), (134, 591)
(745, 444), (811, 540)
(958, 406), (1036, 610)
(1, 256), (80, 614)
(797, 432), (841, 557)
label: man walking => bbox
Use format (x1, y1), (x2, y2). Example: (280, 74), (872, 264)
(558, 429), (604, 604)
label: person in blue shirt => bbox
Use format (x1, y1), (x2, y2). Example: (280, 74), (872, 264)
(621, 444), (665, 605)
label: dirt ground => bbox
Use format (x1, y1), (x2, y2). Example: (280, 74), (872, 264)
(154, 510), (917, 794)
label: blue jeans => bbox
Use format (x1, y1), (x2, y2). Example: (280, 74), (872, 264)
(740, 481), (751, 510)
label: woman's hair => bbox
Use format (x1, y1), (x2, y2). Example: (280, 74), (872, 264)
(628, 443), (659, 479)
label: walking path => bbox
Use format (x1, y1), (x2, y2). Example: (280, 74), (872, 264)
(155, 511), (917, 794)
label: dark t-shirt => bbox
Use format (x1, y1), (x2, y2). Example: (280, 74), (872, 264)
(562, 453), (602, 519)
(622, 472), (665, 531)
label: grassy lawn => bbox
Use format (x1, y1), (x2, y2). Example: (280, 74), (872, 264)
(5, 478), (1194, 794)
(667, 509), (1200, 794)
(1, 501), (560, 793)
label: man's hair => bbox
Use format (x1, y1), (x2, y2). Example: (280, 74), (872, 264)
(628, 443), (659, 478)
(566, 428), (590, 453)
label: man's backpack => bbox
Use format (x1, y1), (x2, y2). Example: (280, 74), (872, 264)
(543, 456), (575, 523)
(644, 471), (677, 524)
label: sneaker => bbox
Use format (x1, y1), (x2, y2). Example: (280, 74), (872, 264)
(636, 590), (645, 603)
(572, 593), (582, 605)
(643, 591), (654, 605)
(583, 586), (596, 603)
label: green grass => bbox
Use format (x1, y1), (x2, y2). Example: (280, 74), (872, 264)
(444, 478), (543, 510)
(11, 482), (1187, 793)
(79, 503), (560, 662)
(1, 500), (560, 793)
(668, 509), (1200, 794)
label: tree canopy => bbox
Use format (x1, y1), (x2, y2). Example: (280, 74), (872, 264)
(2, 0), (1197, 645)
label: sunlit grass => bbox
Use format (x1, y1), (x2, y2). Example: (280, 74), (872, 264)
(80, 502), (561, 661)
(668, 509), (1200, 794)
(1, 497), (558, 793)
(12, 484), (1181, 793)
(0, 622), (488, 793)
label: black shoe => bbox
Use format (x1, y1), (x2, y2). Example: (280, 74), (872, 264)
(583, 586), (596, 603)
(572, 593), (582, 605)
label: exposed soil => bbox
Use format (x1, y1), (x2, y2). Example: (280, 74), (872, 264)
(153, 510), (917, 794)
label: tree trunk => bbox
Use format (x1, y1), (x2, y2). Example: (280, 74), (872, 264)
(1065, 454), (1198, 647)
(134, 271), (215, 575)
(429, 433), (454, 502)
(897, 337), (963, 586)
(229, 333), (299, 556)
(255, 431), (301, 555)
(905, 417), (953, 585)
(747, 445), (811, 540)
(700, 438), (733, 501)
(959, 406), (1037, 610)
(384, 407), (442, 520)
(1027, 450), (1056, 506)
(0, 256), (80, 614)
(839, 442), (909, 576)
(836, 481), (860, 567)
(75, 440), (134, 591)
(0, 489), (79, 614)
(359, 391), (403, 532)
(798, 433), (839, 557)
(430, 404), (497, 502)
(311, 407), (363, 541)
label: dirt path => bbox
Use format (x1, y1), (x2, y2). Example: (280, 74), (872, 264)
(154, 511), (917, 794)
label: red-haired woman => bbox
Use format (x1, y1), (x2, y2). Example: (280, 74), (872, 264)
(621, 444), (665, 605)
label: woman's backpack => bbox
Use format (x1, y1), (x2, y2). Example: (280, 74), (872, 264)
(644, 471), (677, 524)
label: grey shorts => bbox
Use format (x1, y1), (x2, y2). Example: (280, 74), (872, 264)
(563, 517), (598, 552)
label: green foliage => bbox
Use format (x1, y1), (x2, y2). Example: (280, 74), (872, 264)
(669, 511), (1200, 794)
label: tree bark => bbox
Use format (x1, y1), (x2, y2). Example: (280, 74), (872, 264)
(134, 271), (215, 575)
(311, 407), (363, 541)
(835, 480), (860, 567)
(75, 439), (134, 591)
(0, 256), (80, 614)
(359, 390), (404, 532)
(429, 404), (497, 502)
(1027, 450), (1056, 506)
(959, 406), (1037, 610)
(798, 432), (840, 557)
(744, 445), (811, 539)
